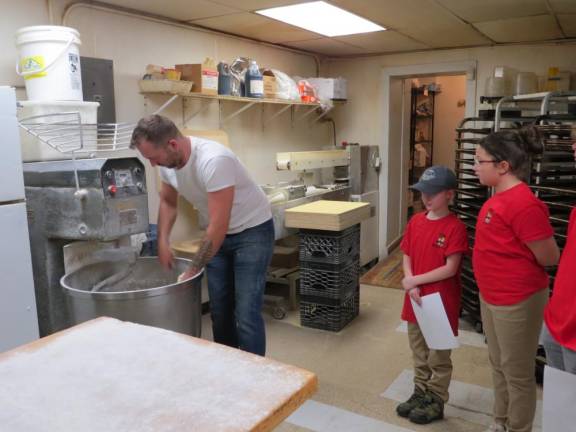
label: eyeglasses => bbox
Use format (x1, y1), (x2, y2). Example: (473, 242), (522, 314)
(473, 156), (498, 165)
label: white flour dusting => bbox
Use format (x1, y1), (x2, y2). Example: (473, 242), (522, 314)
(0, 319), (314, 432)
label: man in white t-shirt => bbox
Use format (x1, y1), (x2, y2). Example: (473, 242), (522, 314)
(130, 115), (274, 356)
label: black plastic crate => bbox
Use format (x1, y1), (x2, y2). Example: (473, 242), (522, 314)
(300, 288), (359, 332)
(300, 258), (359, 299)
(299, 225), (360, 265)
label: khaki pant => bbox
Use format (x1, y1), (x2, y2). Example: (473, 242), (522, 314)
(408, 322), (453, 402)
(480, 289), (548, 432)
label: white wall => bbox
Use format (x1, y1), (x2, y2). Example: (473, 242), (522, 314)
(432, 75), (466, 171)
(325, 43), (576, 254)
(2, 1), (333, 227)
(325, 43), (576, 149)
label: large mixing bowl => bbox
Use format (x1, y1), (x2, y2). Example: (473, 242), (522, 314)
(61, 257), (202, 336)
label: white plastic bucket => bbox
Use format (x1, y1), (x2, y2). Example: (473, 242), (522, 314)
(18, 100), (99, 161)
(15, 26), (83, 101)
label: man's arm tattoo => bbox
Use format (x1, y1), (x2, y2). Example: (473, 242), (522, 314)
(190, 238), (213, 271)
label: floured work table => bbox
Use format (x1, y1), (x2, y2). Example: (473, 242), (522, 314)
(0, 317), (317, 431)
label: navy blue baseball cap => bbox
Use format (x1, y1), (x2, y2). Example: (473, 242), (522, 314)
(411, 165), (457, 195)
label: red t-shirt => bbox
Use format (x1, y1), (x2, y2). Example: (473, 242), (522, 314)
(473, 183), (554, 306)
(400, 212), (469, 335)
(545, 207), (576, 351)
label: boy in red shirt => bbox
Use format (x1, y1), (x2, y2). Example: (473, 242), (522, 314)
(397, 166), (468, 425)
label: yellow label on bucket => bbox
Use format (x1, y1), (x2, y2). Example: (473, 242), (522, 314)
(21, 56), (47, 79)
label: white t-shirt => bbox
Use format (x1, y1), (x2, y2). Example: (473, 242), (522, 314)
(159, 136), (271, 234)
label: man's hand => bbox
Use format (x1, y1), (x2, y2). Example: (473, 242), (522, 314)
(178, 266), (200, 282)
(402, 275), (419, 291)
(409, 287), (422, 306)
(158, 240), (174, 270)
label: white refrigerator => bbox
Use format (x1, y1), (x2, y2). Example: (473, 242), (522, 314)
(0, 86), (39, 352)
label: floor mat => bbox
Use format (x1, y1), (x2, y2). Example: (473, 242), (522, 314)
(360, 248), (404, 289)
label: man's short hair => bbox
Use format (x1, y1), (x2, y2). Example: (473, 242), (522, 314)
(130, 115), (182, 149)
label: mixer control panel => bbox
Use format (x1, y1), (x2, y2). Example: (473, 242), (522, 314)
(101, 159), (146, 199)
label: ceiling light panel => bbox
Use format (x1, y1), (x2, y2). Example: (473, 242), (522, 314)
(255, 1), (385, 37)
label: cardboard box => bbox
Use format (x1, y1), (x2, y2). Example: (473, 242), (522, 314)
(306, 77), (347, 101)
(138, 79), (193, 94)
(176, 58), (218, 95)
(263, 71), (277, 99)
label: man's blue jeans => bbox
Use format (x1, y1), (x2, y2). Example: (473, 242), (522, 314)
(206, 219), (274, 356)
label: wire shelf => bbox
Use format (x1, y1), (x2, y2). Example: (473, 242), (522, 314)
(18, 111), (135, 154)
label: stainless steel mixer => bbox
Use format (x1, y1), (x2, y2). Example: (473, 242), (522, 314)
(24, 157), (149, 336)
(61, 257), (202, 337)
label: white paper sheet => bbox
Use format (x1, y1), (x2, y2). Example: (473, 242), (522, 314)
(410, 292), (459, 350)
(543, 365), (576, 432)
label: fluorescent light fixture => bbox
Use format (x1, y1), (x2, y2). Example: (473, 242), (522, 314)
(255, 1), (386, 37)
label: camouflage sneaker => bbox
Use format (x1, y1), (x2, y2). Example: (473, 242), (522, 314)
(396, 388), (425, 418)
(408, 391), (444, 424)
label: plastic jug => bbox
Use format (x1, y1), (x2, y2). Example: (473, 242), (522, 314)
(217, 62), (231, 95)
(245, 60), (263, 98)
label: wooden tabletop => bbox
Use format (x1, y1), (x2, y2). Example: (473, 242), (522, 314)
(0, 317), (317, 432)
(285, 200), (370, 231)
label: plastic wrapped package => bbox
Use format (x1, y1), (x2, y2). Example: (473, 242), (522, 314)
(298, 80), (319, 103)
(229, 57), (250, 97)
(269, 69), (300, 100)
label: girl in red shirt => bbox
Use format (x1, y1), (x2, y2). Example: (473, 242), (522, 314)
(542, 138), (576, 373)
(473, 127), (560, 432)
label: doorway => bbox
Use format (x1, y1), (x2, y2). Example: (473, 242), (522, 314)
(378, 61), (476, 257)
(403, 74), (467, 220)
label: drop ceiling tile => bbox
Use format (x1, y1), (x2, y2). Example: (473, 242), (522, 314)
(474, 15), (564, 42)
(435, 0), (548, 23)
(335, 31), (430, 53)
(210, 0), (310, 12)
(401, 22), (490, 48)
(329, 0), (427, 30)
(330, 0), (491, 47)
(558, 14), (576, 37)
(191, 12), (321, 43)
(99, 0), (242, 20)
(549, 0), (576, 14)
(283, 38), (367, 56)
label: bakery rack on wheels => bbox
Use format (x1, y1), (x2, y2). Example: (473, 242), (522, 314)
(454, 91), (576, 382)
(531, 114), (576, 383)
(453, 117), (493, 333)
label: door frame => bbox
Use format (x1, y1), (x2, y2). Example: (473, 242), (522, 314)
(378, 61), (477, 258)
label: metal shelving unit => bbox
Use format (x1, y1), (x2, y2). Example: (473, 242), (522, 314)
(453, 117), (493, 331)
(408, 86), (437, 217)
(140, 91), (340, 128)
(453, 91), (576, 337)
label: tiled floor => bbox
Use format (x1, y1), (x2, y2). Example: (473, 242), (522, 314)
(201, 284), (542, 432)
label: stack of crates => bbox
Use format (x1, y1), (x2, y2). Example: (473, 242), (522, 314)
(298, 224), (361, 331)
